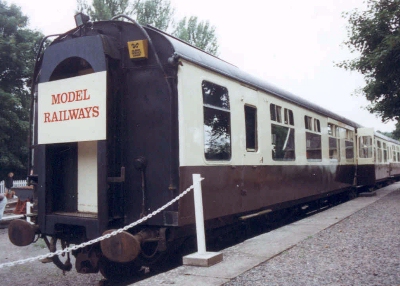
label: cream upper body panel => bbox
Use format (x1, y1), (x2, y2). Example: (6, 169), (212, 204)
(177, 60), (357, 167)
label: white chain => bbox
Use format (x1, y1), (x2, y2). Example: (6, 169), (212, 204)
(0, 180), (201, 269)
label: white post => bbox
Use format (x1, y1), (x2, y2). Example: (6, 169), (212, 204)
(192, 173), (206, 255)
(26, 202), (34, 224)
(182, 174), (223, 267)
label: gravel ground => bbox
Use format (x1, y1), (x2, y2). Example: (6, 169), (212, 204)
(0, 190), (398, 286)
(224, 189), (400, 286)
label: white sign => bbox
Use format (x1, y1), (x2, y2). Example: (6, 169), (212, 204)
(38, 71), (107, 144)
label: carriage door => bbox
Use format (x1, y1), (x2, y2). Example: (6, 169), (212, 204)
(356, 127), (375, 186)
(39, 58), (124, 218)
(39, 58), (106, 215)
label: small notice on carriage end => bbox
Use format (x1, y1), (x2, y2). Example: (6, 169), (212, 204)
(127, 39), (148, 59)
(37, 71), (107, 144)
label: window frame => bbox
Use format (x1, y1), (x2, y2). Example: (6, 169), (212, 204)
(270, 103), (296, 161)
(244, 105), (258, 152)
(383, 142), (388, 162)
(305, 115), (322, 162)
(271, 124), (296, 161)
(305, 116), (312, 130)
(328, 123), (340, 162)
(359, 136), (373, 159)
(202, 80), (232, 161)
(376, 140), (383, 163)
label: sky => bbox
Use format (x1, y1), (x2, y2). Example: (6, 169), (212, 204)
(9, 0), (396, 132)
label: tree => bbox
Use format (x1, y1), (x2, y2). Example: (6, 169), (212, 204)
(131, 0), (174, 31)
(76, 0), (219, 55)
(392, 122), (400, 140)
(77, 0), (131, 21)
(0, 1), (43, 179)
(339, 0), (400, 124)
(77, 0), (175, 30)
(173, 16), (219, 56)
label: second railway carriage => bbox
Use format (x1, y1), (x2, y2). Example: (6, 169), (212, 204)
(8, 15), (400, 278)
(357, 128), (400, 189)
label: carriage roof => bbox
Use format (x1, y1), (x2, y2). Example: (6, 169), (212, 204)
(146, 25), (362, 129)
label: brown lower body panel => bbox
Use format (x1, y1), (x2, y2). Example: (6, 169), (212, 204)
(390, 162), (400, 177)
(177, 164), (355, 226)
(357, 164), (376, 186)
(375, 164), (390, 182)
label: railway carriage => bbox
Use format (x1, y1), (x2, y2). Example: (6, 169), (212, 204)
(177, 60), (360, 222)
(357, 128), (400, 189)
(7, 15), (400, 279)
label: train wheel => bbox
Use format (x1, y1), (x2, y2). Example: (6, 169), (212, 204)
(136, 239), (182, 272)
(137, 240), (169, 267)
(348, 188), (358, 200)
(49, 237), (72, 272)
(98, 256), (141, 281)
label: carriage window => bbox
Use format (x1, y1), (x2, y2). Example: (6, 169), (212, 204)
(305, 116), (312, 130)
(377, 140), (382, 162)
(336, 126), (340, 137)
(314, 119), (321, 132)
(306, 132), (322, 161)
(346, 130), (354, 141)
(272, 124), (295, 161)
(329, 137), (340, 161)
(276, 106), (282, 123)
(305, 116), (321, 133)
(359, 136), (373, 158)
(271, 104), (294, 126)
(271, 105), (295, 160)
(270, 104), (282, 123)
(305, 115), (321, 161)
(345, 141), (354, 161)
(344, 129), (354, 162)
(328, 123), (340, 161)
(270, 104), (276, 121)
(284, 108), (294, 125)
(202, 81), (231, 160)
(383, 142), (388, 162)
(245, 105), (257, 151)
(328, 123), (334, 136)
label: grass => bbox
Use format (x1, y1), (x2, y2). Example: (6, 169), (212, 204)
(33, 238), (47, 249)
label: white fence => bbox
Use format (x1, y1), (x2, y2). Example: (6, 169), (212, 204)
(0, 179), (27, 194)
